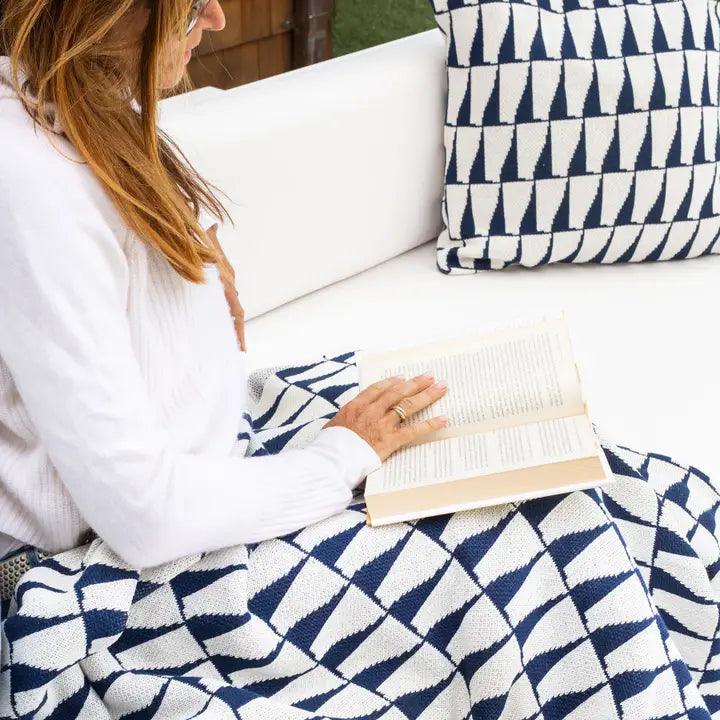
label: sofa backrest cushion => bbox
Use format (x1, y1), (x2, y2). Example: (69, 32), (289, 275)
(160, 31), (447, 319)
(429, 0), (720, 272)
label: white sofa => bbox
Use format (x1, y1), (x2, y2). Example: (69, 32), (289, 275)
(159, 29), (720, 477)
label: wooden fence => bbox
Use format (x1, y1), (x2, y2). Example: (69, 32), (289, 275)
(186, 0), (335, 91)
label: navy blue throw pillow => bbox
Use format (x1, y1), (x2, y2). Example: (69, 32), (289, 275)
(429, 0), (720, 271)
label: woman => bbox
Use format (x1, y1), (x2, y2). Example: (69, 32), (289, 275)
(0, 2), (717, 719)
(0, 0), (449, 570)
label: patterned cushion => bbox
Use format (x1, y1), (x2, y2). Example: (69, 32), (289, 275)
(1, 353), (718, 719)
(429, 0), (720, 271)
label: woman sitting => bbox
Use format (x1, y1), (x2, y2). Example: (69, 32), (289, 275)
(0, 2), (717, 719)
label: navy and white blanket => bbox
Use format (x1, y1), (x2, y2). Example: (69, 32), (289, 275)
(1, 352), (718, 720)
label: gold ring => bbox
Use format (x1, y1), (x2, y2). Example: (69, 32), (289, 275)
(391, 404), (407, 422)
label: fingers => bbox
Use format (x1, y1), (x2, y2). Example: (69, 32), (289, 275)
(386, 379), (448, 424)
(397, 415), (449, 443)
(235, 314), (246, 351)
(217, 260), (236, 285)
(356, 375), (406, 405)
(233, 305), (246, 351)
(373, 374), (437, 415)
(205, 224), (221, 255)
(206, 225), (237, 282)
(223, 285), (246, 351)
(324, 373), (450, 462)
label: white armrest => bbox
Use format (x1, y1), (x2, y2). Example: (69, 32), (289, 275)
(159, 30), (447, 319)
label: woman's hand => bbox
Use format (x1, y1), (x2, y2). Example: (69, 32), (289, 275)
(323, 374), (449, 462)
(206, 224), (246, 352)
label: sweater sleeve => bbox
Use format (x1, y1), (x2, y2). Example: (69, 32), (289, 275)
(0, 170), (381, 569)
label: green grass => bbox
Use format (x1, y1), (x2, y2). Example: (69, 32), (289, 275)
(332, 0), (436, 58)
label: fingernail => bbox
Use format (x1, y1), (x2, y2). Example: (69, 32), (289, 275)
(421, 372), (434, 380)
(439, 416), (449, 427)
(433, 381), (447, 390)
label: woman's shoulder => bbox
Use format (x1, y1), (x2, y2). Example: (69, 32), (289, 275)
(0, 96), (85, 184)
(0, 62), (92, 187)
(0, 87), (129, 246)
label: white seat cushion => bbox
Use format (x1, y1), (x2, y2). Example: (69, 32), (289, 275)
(246, 243), (720, 476)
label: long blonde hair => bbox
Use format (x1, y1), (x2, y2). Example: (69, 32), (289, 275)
(0, 0), (231, 284)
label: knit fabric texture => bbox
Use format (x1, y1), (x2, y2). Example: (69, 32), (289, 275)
(0, 352), (717, 719)
(429, 0), (720, 271)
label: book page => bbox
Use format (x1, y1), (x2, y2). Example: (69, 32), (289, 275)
(358, 319), (584, 442)
(365, 414), (599, 495)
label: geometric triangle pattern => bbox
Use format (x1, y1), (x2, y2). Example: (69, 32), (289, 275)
(429, 0), (720, 271)
(0, 354), (717, 719)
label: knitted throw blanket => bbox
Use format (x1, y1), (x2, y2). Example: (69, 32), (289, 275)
(0, 352), (717, 720)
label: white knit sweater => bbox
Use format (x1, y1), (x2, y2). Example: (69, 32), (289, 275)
(0, 57), (381, 568)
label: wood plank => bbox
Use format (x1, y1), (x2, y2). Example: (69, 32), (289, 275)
(237, 42), (261, 85)
(269, 0), (294, 35)
(196, 0), (287, 56)
(240, 0), (271, 43)
(184, 0), (335, 91)
(258, 34), (292, 80)
(186, 51), (232, 89)
(187, 42), (260, 90)
(189, 33), (293, 90)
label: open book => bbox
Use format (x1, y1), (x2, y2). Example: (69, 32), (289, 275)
(356, 318), (613, 526)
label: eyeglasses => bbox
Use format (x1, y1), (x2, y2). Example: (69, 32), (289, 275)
(187, 0), (211, 35)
